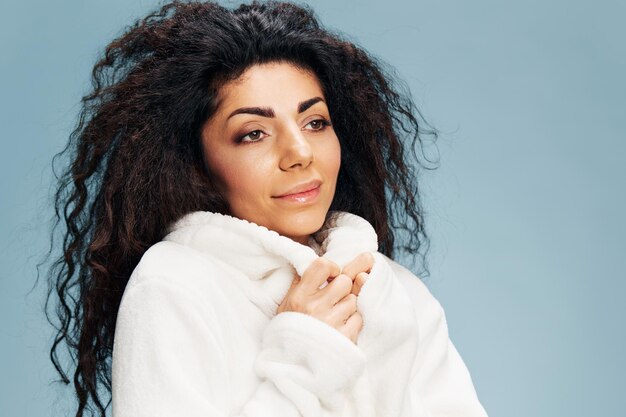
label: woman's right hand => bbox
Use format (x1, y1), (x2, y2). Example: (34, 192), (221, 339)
(276, 257), (363, 344)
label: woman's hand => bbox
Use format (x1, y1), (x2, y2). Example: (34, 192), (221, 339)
(333, 252), (374, 297)
(277, 257), (363, 344)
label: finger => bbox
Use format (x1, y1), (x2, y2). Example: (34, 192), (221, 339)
(341, 252), (375, 279)
(317, 274), (353, 306)
(341, 311), (363, 343)
(299, 257), (341, 294)
(351, 272), (368, 296)
(328, 293), (358, 327)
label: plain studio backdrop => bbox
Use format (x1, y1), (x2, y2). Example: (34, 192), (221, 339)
(1, 0), (624, 416)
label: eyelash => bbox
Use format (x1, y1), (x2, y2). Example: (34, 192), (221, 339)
(236, 118), (332, 144)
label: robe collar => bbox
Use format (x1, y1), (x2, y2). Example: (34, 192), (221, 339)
(162, 210), (379, 317)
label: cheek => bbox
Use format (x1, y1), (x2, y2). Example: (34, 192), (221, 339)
(321, 137), (342, 179)
(208, 151), (272, 201)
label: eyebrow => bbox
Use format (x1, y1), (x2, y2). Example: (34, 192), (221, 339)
(226, 96), (325, 120)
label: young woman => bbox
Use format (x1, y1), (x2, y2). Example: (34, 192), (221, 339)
(46, 1), (489, 416)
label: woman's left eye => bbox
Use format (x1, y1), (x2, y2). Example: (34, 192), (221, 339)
(237, 129), (267, 144)
(305, 118), (332, 131)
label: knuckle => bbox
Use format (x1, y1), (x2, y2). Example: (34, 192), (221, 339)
(337, 273), (351, 284)
(316, 257), (338, 275)
(363, 252), (375, 267)
(309, 257), (326, 272)
(317, 257), (330, 266)
(320, 256), (333, 266)
(337, 274), (353, 290)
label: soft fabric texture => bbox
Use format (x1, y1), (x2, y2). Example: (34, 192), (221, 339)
(111, 210), (489, 417)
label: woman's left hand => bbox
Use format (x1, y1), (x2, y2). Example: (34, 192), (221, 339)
(327, 252), (374, 296)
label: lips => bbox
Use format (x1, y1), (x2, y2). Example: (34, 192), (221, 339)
(274, 179), (322, 197)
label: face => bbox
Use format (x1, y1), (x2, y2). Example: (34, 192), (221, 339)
(200, 62), (341, 245)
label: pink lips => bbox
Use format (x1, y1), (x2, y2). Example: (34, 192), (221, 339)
(274, 181), (322, 203)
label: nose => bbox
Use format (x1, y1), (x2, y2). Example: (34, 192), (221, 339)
(278, 126), (314, 171)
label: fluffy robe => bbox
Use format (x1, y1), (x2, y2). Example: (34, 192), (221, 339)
(111, 210), (489, 417)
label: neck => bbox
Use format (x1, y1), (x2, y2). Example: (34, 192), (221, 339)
(287, 233), (311, 246)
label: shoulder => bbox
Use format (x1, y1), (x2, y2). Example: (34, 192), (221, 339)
(380, 254), (446, 323)
(380, 255), (438, 304)
(125, 240), (227, 301)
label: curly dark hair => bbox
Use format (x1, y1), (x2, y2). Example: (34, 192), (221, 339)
(44, 0), (438, 416)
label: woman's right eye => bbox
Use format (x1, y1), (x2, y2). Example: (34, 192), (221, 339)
(237, 130), (267, 144)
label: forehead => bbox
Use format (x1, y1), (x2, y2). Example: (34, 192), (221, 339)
(216, 62), (325, 109)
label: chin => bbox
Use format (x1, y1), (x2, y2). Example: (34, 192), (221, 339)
(276, 207), (329, 241)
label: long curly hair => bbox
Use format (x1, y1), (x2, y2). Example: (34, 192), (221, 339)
(44, 1), (438, 415)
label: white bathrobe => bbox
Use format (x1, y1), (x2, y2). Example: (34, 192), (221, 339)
(111, 210), (488, 417)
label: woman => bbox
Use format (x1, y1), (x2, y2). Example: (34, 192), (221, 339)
(46, 1), (488, 416)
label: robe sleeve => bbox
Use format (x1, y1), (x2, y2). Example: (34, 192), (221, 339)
(386, 257), (490, 417)
(353, 252), (422, 415)
(112, 274), (367, 417)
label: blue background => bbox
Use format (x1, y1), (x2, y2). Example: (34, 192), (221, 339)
(1, 1), (624, 416)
